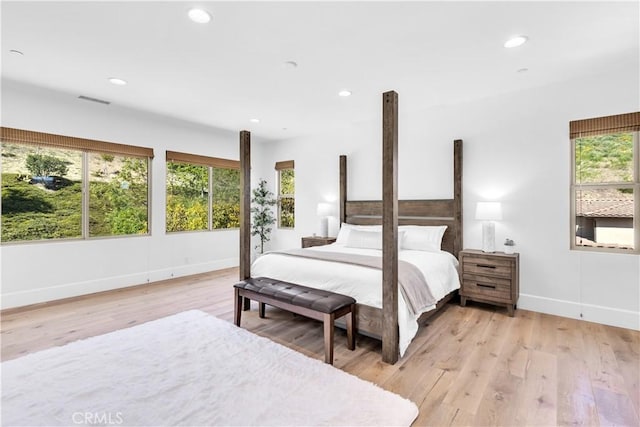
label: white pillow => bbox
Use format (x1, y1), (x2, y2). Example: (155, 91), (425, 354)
(336, 223), (382, 245)
(345, 229), (382, 250)
(400, 225), (447, 252)
(344, 229), (406, 251)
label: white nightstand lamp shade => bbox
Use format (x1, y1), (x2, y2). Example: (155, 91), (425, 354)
(475, 202), (503, 253)
(317, 202), (332, 237)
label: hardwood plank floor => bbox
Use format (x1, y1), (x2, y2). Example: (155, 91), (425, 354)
(2, 268), (639, 426)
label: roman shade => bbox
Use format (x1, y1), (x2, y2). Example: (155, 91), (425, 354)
(275, 160), (294, 170)
(570, 112), (640, 139)
(166, 151), (239, 169)
(0, 127), (154, 158)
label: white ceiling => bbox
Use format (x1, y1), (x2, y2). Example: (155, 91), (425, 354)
(2, 1), (638, 141)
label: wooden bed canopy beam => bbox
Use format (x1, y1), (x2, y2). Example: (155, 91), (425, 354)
(339, 155), (347, 225)
(239, 130), (251, 310)
(382, 90), (400, 364)
(453, 139), (463, 257)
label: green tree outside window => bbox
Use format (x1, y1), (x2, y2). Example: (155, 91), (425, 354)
(278, 168), (294, 228)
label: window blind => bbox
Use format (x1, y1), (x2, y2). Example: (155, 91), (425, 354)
(275, 160), (294, 170)
(166, 150), (239, 169)
(570, 112), (640, 139)
(0, 127), (154, 158)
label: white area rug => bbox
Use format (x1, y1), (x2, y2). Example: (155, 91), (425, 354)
(2, 310), (418, 426)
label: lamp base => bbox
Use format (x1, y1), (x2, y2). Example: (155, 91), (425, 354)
(481, 221), (496, 253)
(318, 217), (328, 238)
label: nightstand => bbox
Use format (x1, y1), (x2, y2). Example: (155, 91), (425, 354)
(301, 236), (336, 248)
(459, 249), (519, 316)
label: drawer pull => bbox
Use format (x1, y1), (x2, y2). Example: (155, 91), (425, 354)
(478, 264), (497, 269)
(477, 283), (496, 289)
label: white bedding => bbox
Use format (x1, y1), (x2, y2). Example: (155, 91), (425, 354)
(251, 243), (460, 357)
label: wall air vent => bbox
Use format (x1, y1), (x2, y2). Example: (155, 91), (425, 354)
(78, 95), (110, 105)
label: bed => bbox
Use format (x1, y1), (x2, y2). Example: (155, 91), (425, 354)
(237, 91), (463, 364)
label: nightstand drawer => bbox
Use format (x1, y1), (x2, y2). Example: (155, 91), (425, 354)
(462, 274), (511, 301)
(462, 256), (512, 278)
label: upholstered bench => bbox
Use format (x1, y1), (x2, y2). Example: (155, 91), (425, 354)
(234, 277), (356, 364)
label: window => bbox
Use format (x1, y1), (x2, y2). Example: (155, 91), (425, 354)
(570, 112), (639, 253)
(212, 167), (240, 229)
(89, 153), (149, 237)
(1, 143), (82, 241)
(1, 127), (152, 243)
(276, 160), (295, 228)
(166, 151), (239, 232)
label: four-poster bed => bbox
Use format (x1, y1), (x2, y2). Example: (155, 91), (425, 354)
(238, 91), (463, 364)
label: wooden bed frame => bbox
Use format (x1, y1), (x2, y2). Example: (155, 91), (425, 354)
(238, 91), (463, 364)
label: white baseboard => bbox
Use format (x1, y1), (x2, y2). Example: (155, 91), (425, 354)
(146, 258), (237, 284)
(519, 293), (640, 331)
(1, 258), (238, 310)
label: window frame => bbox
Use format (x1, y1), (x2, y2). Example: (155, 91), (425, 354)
(570, 116), (639, 254)
(165, 151), (240, 233)
(1, 127), (153, 245)
(275, 161), (295, 229)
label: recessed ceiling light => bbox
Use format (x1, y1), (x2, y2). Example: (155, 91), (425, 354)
(188, 8), (211, 24)
(283, 61), (298, 69)
(250, 118), (260, 123)
(338, 90), (352, 97)
(108, 77), (127, 86)
(9, 49), (24, 56)
(504, 35), (528, 48)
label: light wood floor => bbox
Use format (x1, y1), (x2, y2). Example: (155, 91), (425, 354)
(2, 268), (639, 426)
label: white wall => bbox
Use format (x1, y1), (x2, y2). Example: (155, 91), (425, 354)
(0, 79), (266, 308)
(258, 67), (640, 331)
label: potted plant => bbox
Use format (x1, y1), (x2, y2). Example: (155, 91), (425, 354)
(251, 179), (277, 254)
(504, 238), (516, 254)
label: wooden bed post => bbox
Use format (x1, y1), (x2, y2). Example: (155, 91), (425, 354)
(382, 90), (399, 364)
(339, 155), (347, 224)
(240, 130), (251, 310)
(453, 139), (463, 257)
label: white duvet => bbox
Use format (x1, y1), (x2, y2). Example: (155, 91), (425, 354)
(251, 243), (460, 357)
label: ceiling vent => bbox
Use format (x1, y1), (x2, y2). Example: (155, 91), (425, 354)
(78, 95), (110, 105)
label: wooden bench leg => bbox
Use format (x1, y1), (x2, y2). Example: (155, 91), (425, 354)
(259, 302), (266, 318)
(243, 297), (251, 311)
(234, 289), (243, 326)
(323, 313), (335, 365)
(346, 304), (355, 351)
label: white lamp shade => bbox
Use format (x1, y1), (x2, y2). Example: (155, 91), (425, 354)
(316, 202), (333, 217)
(475, 202), (503, 221)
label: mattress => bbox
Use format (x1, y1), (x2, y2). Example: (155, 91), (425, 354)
(251, 243), (460, 356)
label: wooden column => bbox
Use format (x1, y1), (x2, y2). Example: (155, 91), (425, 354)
(339, 155), (347, 224)
(453, 139), (463, 257)
(382, 91), (399, 364)
(239, 131), (251, 310)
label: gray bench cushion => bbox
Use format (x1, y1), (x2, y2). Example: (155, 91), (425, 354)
(234, 277), (356, 314)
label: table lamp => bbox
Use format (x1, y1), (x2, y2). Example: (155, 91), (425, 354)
(317, 202), (332, 237)
(475, 202), (502, 253)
